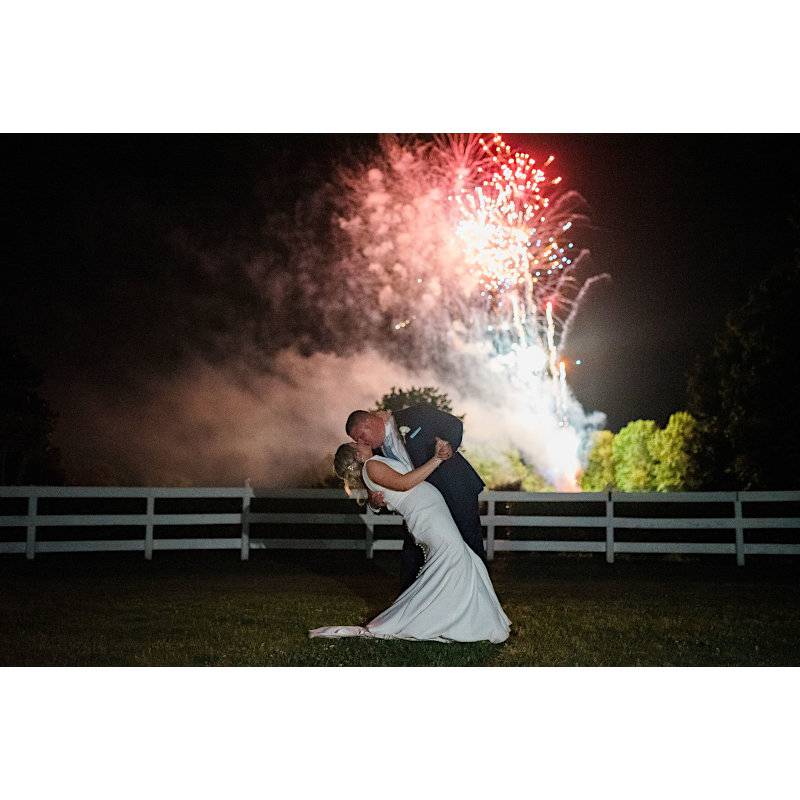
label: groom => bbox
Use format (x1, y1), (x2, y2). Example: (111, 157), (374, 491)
(346, 404), (486, 590)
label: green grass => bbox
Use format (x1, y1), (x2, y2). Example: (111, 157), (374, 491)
(1, 550), (799, 666)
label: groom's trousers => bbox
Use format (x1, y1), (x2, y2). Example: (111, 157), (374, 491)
(399, 490), (486, 592)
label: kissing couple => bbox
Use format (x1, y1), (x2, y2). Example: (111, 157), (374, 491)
(309, 403), (511, 644)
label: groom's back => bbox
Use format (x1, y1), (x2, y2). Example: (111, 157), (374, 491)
(395, 405), (484, 498)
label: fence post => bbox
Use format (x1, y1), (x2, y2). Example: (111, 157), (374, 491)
(365, 506), (375, 560)
(734, 493), (744, 566)
(241, 480), (253, 561)
(144, 494), (154, 560)
(605, 493), (614, 564)
(26, 495), (37, 560)
(486, 498), (496, 561)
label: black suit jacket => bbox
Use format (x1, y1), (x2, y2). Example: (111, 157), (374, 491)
(392, 404), (484, 499)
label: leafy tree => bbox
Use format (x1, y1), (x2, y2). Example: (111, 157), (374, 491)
(649, 411), (702, 492)
(612, 419), (659, 492)
(687, 259), (800, 489)
(374, 385), (458, 416)
(466, 448), (554, 491)
(504, 450), (554, 491)
(580, 430), (615, 491)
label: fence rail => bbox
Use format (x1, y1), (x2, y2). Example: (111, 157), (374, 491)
(1, 486), (799, 566)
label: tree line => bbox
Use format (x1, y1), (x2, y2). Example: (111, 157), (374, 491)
(583, 257), (799, 491)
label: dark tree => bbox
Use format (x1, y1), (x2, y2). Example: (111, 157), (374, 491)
(687, 258), (800, 489)
(0, 340), (62, 485)
(374, 386), (459, 416)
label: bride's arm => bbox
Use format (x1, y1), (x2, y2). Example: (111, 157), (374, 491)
(366, 439), (451, 492)
(366, 457), (441, 492)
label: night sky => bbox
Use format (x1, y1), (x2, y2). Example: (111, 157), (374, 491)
(3, 134), (798, 447)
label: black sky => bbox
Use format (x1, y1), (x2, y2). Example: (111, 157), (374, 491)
(3, 133), (798, 432)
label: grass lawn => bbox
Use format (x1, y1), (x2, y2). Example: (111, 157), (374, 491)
(2, 549), (799, 666)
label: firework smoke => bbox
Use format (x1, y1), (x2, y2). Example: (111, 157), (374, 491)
(55, 347), (589, 489)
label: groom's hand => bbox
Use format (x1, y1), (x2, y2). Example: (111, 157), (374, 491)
(434, 437), (453, 460)
(367, 489), (386, 509)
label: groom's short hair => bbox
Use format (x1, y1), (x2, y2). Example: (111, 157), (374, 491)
(346, 409), (370, 437)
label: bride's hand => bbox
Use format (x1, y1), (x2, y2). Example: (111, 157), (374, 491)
(367, 489), (386, 509)
(434, 437), (453, 461)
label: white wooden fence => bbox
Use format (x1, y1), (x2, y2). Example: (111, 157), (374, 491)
(1, 486), (799, 566)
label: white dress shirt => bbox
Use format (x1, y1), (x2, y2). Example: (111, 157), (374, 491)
(380, 415), (414, 472)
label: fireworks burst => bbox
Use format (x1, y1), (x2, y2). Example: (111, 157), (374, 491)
(451, 135), (572, 304)
(334, 133), (608, 488)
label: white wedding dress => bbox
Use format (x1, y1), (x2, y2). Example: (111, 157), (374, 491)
(309, 456), (511, 644)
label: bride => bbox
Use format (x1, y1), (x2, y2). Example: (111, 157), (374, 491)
(309, 438), (511, 644)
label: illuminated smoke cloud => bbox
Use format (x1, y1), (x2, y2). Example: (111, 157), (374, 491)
(55, 347), (602, 490)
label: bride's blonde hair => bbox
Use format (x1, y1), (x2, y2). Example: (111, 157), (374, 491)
(334, 443), (366, 499)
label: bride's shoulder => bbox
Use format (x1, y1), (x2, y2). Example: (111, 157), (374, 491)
(363, 455), (386, 474)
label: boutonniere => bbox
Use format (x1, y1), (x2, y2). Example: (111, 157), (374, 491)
(399, 425), (410, 442)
